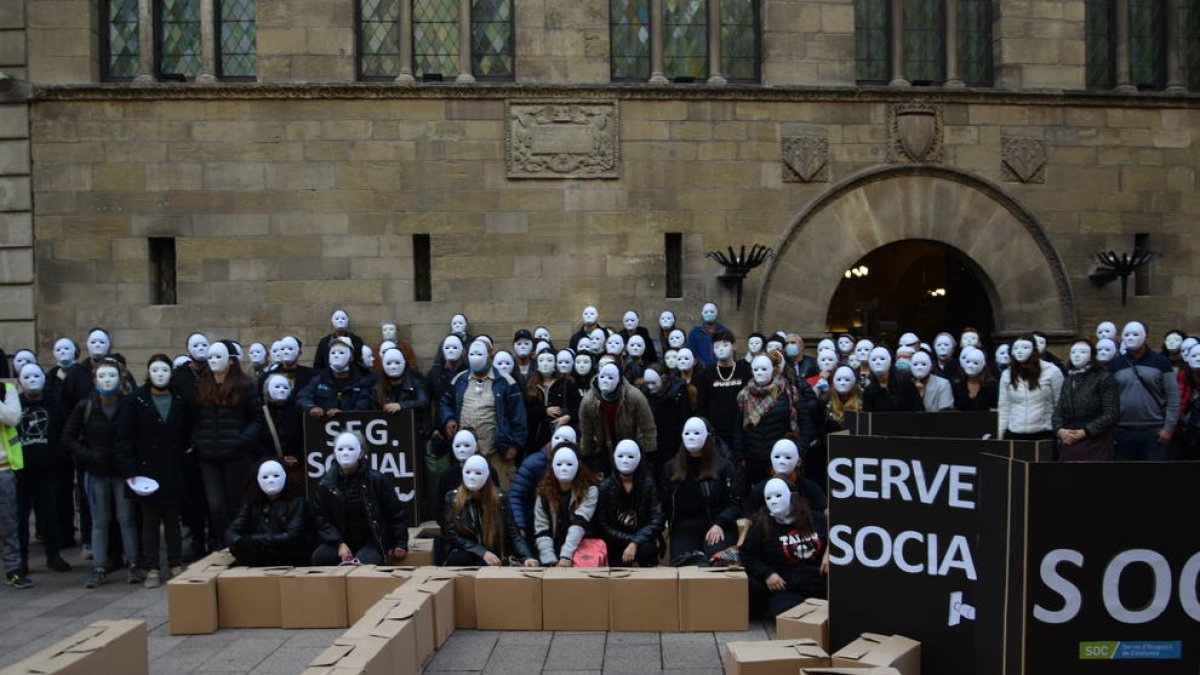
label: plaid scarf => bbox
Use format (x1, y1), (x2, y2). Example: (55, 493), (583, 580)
(737, 375), (793, 429)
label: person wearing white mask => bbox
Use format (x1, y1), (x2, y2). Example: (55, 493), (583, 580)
(639, 363), (694, 476)
(622, 334), (650, 382)
(952, 346), (999, 412)
(694, 329), (751, 450)
(545, 349), (585, 435)
(426, 334), (468, 462)
(931, 332), (958, 381)
(739, 439), (827, 534)
(1160, 329), (1189, 372)
(247, 342), (268, 378)
(826, 366), (862, 426)
(736, 352), (811, 484)
(522, 348), (562, 455)
(44, 337), (79, 401)
(508, 425), (577, 543)
(1177, 344), (1200, 461)
(997, 334), (1063, 442)
(835, 334), (855, 364)
(443, 455), (538, 567)
(861, 347), (922, 413)
(511, 329), (536, 381)
(313, 309), (366, 371)
(744, 332), (766, 365)
(297, 337), (377, 420)
(994, 343), (1011, 371)
(257, 373), (304, 474)
(534, 444), (600, 566)
(379, 321), (419, 377)
(114, 354), (193, 587)
(1094, 338), (1117, 366)
(1052, 341), (1119, 461)
(674, 347), (697, 386)
(595, 439), (664, 567)
(1095, 321), (1117, 342)
(740, 478), (828, 619)
(662, 417), (743, 565)
(311, 431), (408, 565)
(260, 335), (317, 395)
(618, 310), (658, 364)
(224, 458), (311, 567)
(578, 362), (657, 474)
(910, 350), (954, 412)
(806, 348), (840, 397)
(852, 339), (875, 388)
(570, 306), (604, 353)
(61, 328), (135, 418)
(373, 348), (429, 449)
(13, 363), (71, 576)
(654, 310), (677, 360)
(1108, 322), (1180, 460)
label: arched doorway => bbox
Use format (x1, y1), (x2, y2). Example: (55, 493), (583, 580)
(825, 240), (995, 346)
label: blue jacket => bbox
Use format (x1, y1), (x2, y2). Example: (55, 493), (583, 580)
(438, 368), (528, 453)
(507, 443), (551, 532)
(296, 370), (376, 413)
(688, 322), (730, 367)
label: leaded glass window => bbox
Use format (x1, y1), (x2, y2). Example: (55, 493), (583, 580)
(855, 0), (889, 82)
(218, 0), (256, 79)
(1183, 0), (1200, 90)
(1129, 0), (1165, 89)
(1086, 0), (1114, 88)
(360, 0), (402, 78)
(413, 0), (460, 78)
(104, 0), (140, 80)
(663, 0), (707, 80)
(471, 0), (514, 79)
(611, 0), (651, 80)
(720, 0), (758, 82)
(904, 0), (944, 83)
(157, 0), (202, 78)
(958, 0), (990, 86)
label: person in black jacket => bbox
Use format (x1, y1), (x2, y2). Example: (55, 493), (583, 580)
(258, 374), (304, 469)
(311, 432), (408, 565)
(14, 364), (71, 574)
(694, 330), (751, 451)
(296, 338), (376, 418)
(313, 309), (367, 370)
(596, 440), (664, 567)
(741, 478), (827, 619)
(662, 417), (744, 564)
(1053, 341), (1119, 460)
(735, 353), (810, 484)
(115, 355), (195, 587)
(374, 347), (429, 441)
(226, 458), (312, 567)
(860, 347), (923, 413)
(442, 455), (537, 566)
(641, 363), (692, 476)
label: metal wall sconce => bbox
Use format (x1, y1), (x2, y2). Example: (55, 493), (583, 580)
(706, 244), (773, 310)
(1089, 250), (1157, 306)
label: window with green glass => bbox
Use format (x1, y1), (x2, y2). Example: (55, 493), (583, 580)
(1086, 0), (1114, 88)
(218, 0), (256, 79)
(360, 0), (402, 78)
(904, 0), (944, 83)
(720, 0), (758, 82)
(413, 0), (460, 78)
(663, 0), (707, 80)
(471, 0), (514, 79)
(1129, 0), (1164, 89)
(958, 0), (990, 86)
(104, 0), (141, 80)
(157, 0), (202, 78)
(855, 0), (889, 82)
(1182, 0), (1200, 90)
(611, 0), (651, 80)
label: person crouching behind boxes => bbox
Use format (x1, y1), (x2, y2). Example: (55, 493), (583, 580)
(310, 432), (409, 566)
(225, 458), (312, 566)
(740, 478), (827, 619)
(442, 455), (538, 567)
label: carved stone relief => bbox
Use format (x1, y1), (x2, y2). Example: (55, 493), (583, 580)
(1001, 136), (1046, 184)
(782, 136), (830, 183)
(888, 103), (943, 164)
(506, 100), (619, 179)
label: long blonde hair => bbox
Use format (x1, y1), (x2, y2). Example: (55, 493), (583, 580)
(453, 476), (504, 557)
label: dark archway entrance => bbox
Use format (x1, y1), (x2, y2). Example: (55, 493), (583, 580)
(825, 240), (995, 346)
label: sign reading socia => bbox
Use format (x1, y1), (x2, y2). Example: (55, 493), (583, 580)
(302, 411), (419, 527)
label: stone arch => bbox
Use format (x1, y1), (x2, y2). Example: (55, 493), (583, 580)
(756, 165), (1077, 336)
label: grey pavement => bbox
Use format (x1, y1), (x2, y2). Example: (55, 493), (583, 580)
(0, 544), (772, 674)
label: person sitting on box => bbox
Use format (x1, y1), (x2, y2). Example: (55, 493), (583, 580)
(533, 443), (599, 567)
(594, 440), (664, 567)
(310, 432), (408, 566)
(226, 458), (312, 567)
(442, 455), (538, 567)
(741, 478), (827, 619)
(661, 416), (743, 565)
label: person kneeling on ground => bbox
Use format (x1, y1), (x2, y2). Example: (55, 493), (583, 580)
(442, 455), (537, 567)
(741, 478), (828, 619)
(226, 458), (312, 567)
(311, 432), (408, 565)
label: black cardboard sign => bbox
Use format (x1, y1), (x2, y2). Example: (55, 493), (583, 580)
(842, 411), (997, 439)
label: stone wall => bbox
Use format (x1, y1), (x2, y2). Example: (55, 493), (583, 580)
(0, 0), (34, 352)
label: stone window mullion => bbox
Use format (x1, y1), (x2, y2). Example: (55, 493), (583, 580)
(456, 0), (474, 82)
(650, 0), (668, 82)
(135, 0), (157, 81)
(197, 0), (217, 81)
(706, 0), (724, 84)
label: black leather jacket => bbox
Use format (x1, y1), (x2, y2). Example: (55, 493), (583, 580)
(442, 488), (533, 561)
(226, 495), (311, 553)
(312, 461), (409, 553)
(595, 471), (666, 546)
(661, 453), (745, 531)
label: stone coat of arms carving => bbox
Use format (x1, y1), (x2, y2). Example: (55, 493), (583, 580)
(782, 136), (830, 183)
(889, 104), (943, 164)
(506, 101), (619, 179)
(1001, 136), (1046, 184)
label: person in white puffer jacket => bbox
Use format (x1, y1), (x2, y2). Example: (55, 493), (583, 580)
(998, 334), (1063, 441)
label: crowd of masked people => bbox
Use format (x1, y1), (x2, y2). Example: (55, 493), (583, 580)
(1, 306), (1196, 620)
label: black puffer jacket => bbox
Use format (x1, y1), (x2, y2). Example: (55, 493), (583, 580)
(312, 461), (409, 553)
(193, 378), (264, 464)
(115, 385), (194, 504)
(442, 488), (533, 561)
(661, 453), (745, 531)
(257, 399), (305, 463)
(861, 371), (923, 412)
(226, 494), (312, 557)
(63, 393), (123, 477)
(1053, 368), (1119, 438)
(595, 471), (666, 546)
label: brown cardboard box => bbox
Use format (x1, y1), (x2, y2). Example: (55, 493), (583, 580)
(281, 566), (353, 628)
(542, 568), (610, 631)
(800, 669), (902, 675)
(186, 549), (234, 573)
(722, 639), (830, 675)
(609, 567), (679, 632)
(384, 588), (436, 667)
(216, 566), (291, 628)
(166, 568), (220, 635)
(342, 597), (419, 675)
(408, 569), (456, 648)
(441, 566), (480, 628)
(405, 527), (436, 566)
(346, 565), (417, 624)
(3, 620), (148, 675)
(305, 637), (391, 675)
(474, 567), (544, 630)
(776, 598), (829, 649)
(678, 567), (748, 632)
(831, 633), (921, 675)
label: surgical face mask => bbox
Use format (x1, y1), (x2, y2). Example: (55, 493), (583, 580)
(627, 336), (646, 357)
(1122, 322), (1147, 351)
(668, 330), (686, 349)
(961, 331), (980, 349)
(462, 455), (490, 491)
(582, 306), (598, 325)
(675, 349), (695, 372)
(643, 369), (662, 394)
(713, 341), (732, 361)
(13, 351), (35, 373)
(751, 355), (774, 385)
(383, 348), (406, 379)
(267, 375), (292, 402)
(1011, 340), (1033, 364)
(534, 327), (551, 342)
(280, 337), (300, 364)
(257, 461), (286, 496)
(910, 353), (932, 380)
(493, 351), (514, 378)
(934, 335), (954, 358)
(1096, 339), (1117, 364)
(382, 324), (397, 342)
(623, 311), (639, 331)
(148, 362), (172, 389)
(785, 343), (800, 358)
(1165, 333), (1184, 352)
(1186, 345), (1200, 370)
(574, 355), (592, 376)
(868, 348), (892, 375)
(331, 310), (349, 331)
(452, 430), (478, 462)
(747, 337), (763, 354)
(551, 426), (577, 449)
(87, 330), (111, 359)
(770, 440), (799, 475)
(450, 314), (467, 334)
(664, 351), (678, 370)
(833, 366), (856, 395)
(1096, 322), (1116, 341)
(837, 336), (854, 354)
(682, 417), (709, 453)
(1033, 335), (1047, 353)
(249, 343), (266, 366)
(442, 336), (463, 363)
(597, 364), (621, 393)
(53, 338), (76, 367)
(328, 344), (352, 372)
(536, 353), (556, 376)
(552, 448), (580, 482)
(19, 365), (46, 395)
(556, 351), (574, 375)
(514, 339), (533, 358)
(208, 343), (231, 375)
(995, 344), (1010, 367)
(766, 340), (783, 354)
(855, 340), (874, 362)
(701, 303), (718, 323)
(960, 348), (986, 377)
(659, 311), (674, 330)
(186, 333), (209, 361)
(334, 433), (363, 468)
(468, 342), (490, 374)
(613, 440), (641, 476)
(1069, 343), (1091, 369)
(895, 358), (911, 374)
(95, 366), (121, 395)
(606, 334), (625, 356)
(817, 350), (838, 372)
(764, 479), (792, 521)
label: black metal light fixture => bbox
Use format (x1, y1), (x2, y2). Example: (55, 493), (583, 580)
(706, 244), (773, 310)
(1089, 249), (1158, 306)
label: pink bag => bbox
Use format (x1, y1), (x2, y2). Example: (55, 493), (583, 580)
(572, 538), (609, 567)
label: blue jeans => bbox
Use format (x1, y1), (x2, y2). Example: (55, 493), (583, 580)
(85, 473), (139, 567)
(1113, 426), (1175, 461)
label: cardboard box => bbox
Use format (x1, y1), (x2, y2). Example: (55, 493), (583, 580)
(609, 567), (679, 632)
(166, 568), (220, 635)
(186, 549), (235, 573)
(305, 637), (391, 675)
(216, 566), (290, 628)
(384, 587), (436, 667)
(405, 527), (436, 566)
(408, 570), (456, 648)
(801, 669), (902, 675)
(474, 567), (543, 630)
(3, 620), (148, 675)
(441, 566), (480, 628)
(281, 566), (352, 628)
(342, 596), (419, 675)
(678, 567), (748, 632)
(723, 639), (830, 675)
(776, 598), (829, 650)
(346, 565), (417, 624)
(542, 568), (610, 631)
(831, 633), (921, 675)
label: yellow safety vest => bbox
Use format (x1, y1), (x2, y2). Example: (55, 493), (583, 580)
(1, 383), (22, 471)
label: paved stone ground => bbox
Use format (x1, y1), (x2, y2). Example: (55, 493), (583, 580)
(0, 544), (774, 674)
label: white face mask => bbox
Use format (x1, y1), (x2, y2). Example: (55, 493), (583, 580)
(770, 439), (799, 476)
(556, 350), (574, 375)
(257, 460), (286, 496)
(817, 350), (838, 373)
(1164, 333), (1184, 352)
(833, 366), (856, 395)
(186, 333), (209, 361)
(597, 363), (621, 393)
(1069, 343), (1091, 369)
(173, 355), (191, 369)
(468, 341), (490, 373)
(534, 327), (551, 342)
(13, 351), (35, 374)
(328, 344), (352, 371)
(898, 333), (918, 349)
(450, 314), (467, 334)
(1011, 340), (1034, 364)
(208, 343), (231, 375)
(868, 347), (892, 375)
(1184, 338), (1199, 354)
(701, 303), (718, 323)
(514, 339), (533, 358)
(659, 311), (674, 330)
(248, 343), (266, 366)
(582, 306), (598, 325)
(764, 478), (793, 521)
(747, 337), (763, 354)
(627, 335), (646, 357)
(588, 328), (606, 350)
(622, 311), (639, 331)
(1033, 335), (1047, 353)
(536, 353), (556, 376)
(1122, 322), (1147, 351)
(643, 368), (662, 394)
(681, 417), (709, 453)
(995, 344), (1010, 367)
(381, 324), (397, 342)
(1186, 345), (1200, 370)
(855, 340), (874, 362)
(751, 355), (774, 385)
(713, 341), (732, 361)
(552, 447), (580, 482)
(1096, 339), (1117, 364)
(493, 351), (514, 377)
(19, 364), (46, 394)
(279, 337), (300, 364)
(53, 338), (76, 367)
(613, 440), (641, 475)
(334, 433), (363, 469)
(95, 366), (121, 395)
(766, 340), (783, 354)
(664, 350), (678, 370)
(382, 348), (406, 378)
(331, 310), (349, 331)
(574, 354), (592, 376)
(148, 362), (172, 389)
(606, 334), (625, 356)
(461, 455), (490, 491)
(934, 335), (954, 358)
(960, 348), (986, 377)
(1096, 322), (1116, 341)
(442, 336), (464, 363)
(551, 426), (577, 449)
(668, 330), (686, 349)
(360, 346), (375, 369)
(675, 349), (695, 372)
(961, 331), (980, 349)
(837, 336), (854, 354)
(266, 374), (292, 402)
(87, 330), (111, 359)
(452, 430), (478, 461)
(910, 352), (932, 380)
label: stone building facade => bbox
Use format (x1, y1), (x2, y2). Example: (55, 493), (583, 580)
(2, 0), (1198, 367)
